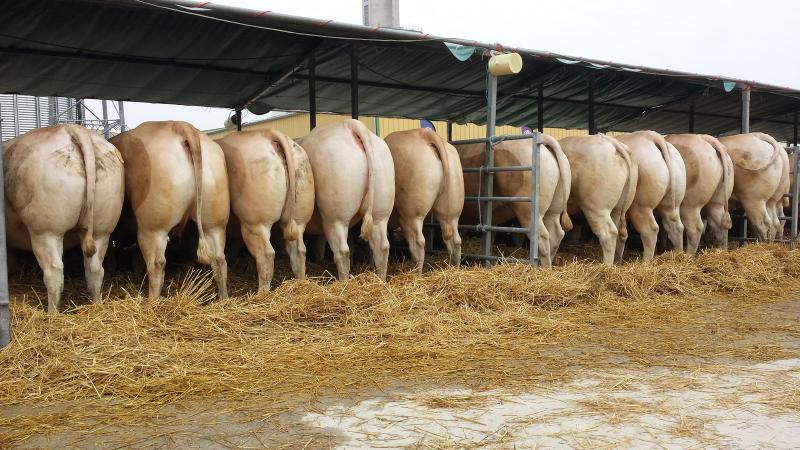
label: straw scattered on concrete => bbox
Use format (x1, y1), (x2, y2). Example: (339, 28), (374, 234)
(1, 244), (800, 445)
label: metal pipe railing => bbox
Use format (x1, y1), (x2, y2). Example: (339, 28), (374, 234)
(0, 114), (11, 348)
(447, 130), (541, 267)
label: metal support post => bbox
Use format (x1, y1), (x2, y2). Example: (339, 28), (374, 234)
(234, 109), (242, 131)
(118, 101), (126, 132)
(308, 53), (317, 130)
(350, 45), (359, 120)
(537, 83), (544, 132)
(12, 95), (19, 137)
(76, 99), (85, 124)
(481, 73), (498, 266)
(792, 150), (800, 247)
(34, 97), (41, 128)
(587, 75), (596, 135)
(373, 116), (381, 137)
(101, 100), (109, 138)
(741, 86), (750, 134)
(446, 121), (453, 141)
(0, 114), (11, 348)
(529, 132), (541, 266)
(689, 101), (695, 133)
(794, 111), (798, 146)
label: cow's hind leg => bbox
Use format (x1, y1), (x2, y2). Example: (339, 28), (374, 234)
(535, 216), (552, 268)
(30, 233), (65, 313)
(285, 224), (307, 280)
(138, 229), (169, 299)
(241, 222), (275, 292)
(368, 219), (391, 281)
(206, 226), (229, 299)
(543, 211), (566, 264)
(583, 209), (619, 265)
(435, 213), (462, 268)
(705, 203), (731, 249)
(629, 206), (659, 262)
(400, 215), (425, 274)
(324, 221), (351, 281)
(83, 234), (111, 302)
(767, 199), (782, 241)
(741, 199), (771, 242)
(681, 207), (705, 255)
(657, 205), (684, 253)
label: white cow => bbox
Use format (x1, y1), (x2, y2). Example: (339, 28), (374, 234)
(217, 129), (314, 290)
(4, 124), (124, 312)
(111, 121), (230, 299)
(616, 131), (686, 260)
(718, 133), (789, 241)
(298, 119), (395, 281)
(665, 134), (734, 253)
(384, 128), (464, 272)
(559, 135), (637, 264)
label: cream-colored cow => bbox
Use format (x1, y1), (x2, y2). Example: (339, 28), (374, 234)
(217, 129), (314, 290)
(4, 124), (124, 312)
(298, 119), (395, 281)
(718, 133), (789, 241)
(111, 121), (229, 299)
(456, 134), (571, 267)
(665, 134), (733, 253)
(616, 131), (686, 261)
(559, 135), (637, 265)
(384, 129), (464, 272)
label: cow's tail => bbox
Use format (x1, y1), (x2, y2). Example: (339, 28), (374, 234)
(603, 135), (636, 227)
(172, 121), (212, 264)
(539, 133), (573, 231)
(429, 130), (455, 240)
(640, 130), (676, 207)
(262, 129), (299, 241)
(347, 120), (377, 241)
(699, 135), (733, 224)
(63, 124), (97, 257)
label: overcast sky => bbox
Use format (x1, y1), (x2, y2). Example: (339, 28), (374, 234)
(111, 0), (800, 131)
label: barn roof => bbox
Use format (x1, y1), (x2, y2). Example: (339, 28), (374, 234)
(1, 0), (799, 140)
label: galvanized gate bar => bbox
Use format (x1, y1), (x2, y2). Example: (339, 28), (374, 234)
(458, 224), (531, 233)
(465, 196), (531, 202)
(481, 73), (498, 267)
(791, 146), (800, 248)
(530, 132), (541, 265)
(444, 131), (542, 266)
(462, 166), (533, 173)
(450, 134), (538, 145)
(0, 114), (10, 348)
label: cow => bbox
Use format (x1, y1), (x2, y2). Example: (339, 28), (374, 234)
(718, 133), (789, 241)
(110, 121), (229, 299)
(3, 124), (124, 312)
(297, 119), (395, 281)
(217, 129), (314, 291)
(558, 135), (637, 265)
(456, 133), (571, 267)
(616, 131), (686, 261)
(665, 134), (734, 254)
(384, 129), (464, 272)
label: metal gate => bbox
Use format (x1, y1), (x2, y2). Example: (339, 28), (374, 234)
(423, 64), (542, 267)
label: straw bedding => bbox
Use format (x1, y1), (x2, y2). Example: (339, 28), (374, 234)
(1, 243), (800, 445)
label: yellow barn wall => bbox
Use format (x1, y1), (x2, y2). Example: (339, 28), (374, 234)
(206, 112), (606, 141)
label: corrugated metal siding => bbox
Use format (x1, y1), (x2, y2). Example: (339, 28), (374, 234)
(0, 95), (76, 141)
(206, 112), (610, 141)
